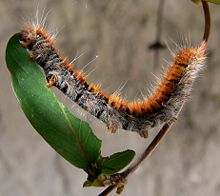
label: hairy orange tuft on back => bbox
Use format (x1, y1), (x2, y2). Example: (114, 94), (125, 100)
(89, 83), (102, 95)
(74, 70), (87, 83)
(174, 48), (197, 66)
(107, 51), (192, 116)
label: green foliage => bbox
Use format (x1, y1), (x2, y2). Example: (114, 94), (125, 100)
(206, 0), (220, 4)
(6, 33), (102, 169)
(192, 0), (220, 4)
(192, 0), (202, 4)
(101, 150), (135, 175)
(6, 34), (135, 185)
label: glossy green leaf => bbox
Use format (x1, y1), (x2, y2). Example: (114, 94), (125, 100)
(101, 150), (135, 175)
(6, 34), (101, 169)
(205, 0), (220, 4)
(192, 0), (220, 4)
(83, 149), (135, 187)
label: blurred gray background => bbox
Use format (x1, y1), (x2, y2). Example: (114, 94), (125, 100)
(1, 0), (220, 195)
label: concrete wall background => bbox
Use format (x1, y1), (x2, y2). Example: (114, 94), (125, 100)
(0, 0), (220, 195)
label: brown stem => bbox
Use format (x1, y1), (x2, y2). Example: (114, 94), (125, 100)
(98, 184), (116, 196)
(98, 119), (175, 196)
(202, 1), (211, 43)
(121, 121), (174, 178)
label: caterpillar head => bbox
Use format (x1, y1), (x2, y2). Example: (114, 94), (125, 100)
(19, 25), (37, 47)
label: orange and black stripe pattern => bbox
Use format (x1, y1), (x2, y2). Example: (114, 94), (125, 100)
(19, 24), (206, 138)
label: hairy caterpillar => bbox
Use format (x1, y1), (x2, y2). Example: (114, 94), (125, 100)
(19, 18), (206, 138)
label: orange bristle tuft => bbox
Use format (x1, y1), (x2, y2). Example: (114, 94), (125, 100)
(74, 71), (87, 83)
(88, 83), (102, 95)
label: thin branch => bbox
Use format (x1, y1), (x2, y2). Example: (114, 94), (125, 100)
(98, 119), (176, 196)
(202, 1), (211, 43)
(121, 121), (174, 178)
(98, 184), (116, 196)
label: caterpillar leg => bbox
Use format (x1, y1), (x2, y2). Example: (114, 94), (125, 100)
(138, 130), (148, 138)
(46, 71), (59, 88)
(46, 79), (56, 88)
(20, 41), (31, 48)
(106, 118), (121, 134)
(107, 124), (118, 134)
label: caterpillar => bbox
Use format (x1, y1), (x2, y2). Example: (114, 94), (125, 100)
(19, 17), (206, 138)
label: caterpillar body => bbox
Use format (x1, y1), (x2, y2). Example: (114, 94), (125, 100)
(19, 24), (206, 138)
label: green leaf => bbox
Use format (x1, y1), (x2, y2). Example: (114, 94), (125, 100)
(5, 34), (101, 169)
(192, 0), (202, 4)
(83, 149), (135, 187)
(205, 0), (220, 4)
(101, 150), (135, 175)
(192, 0), (220, 4)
